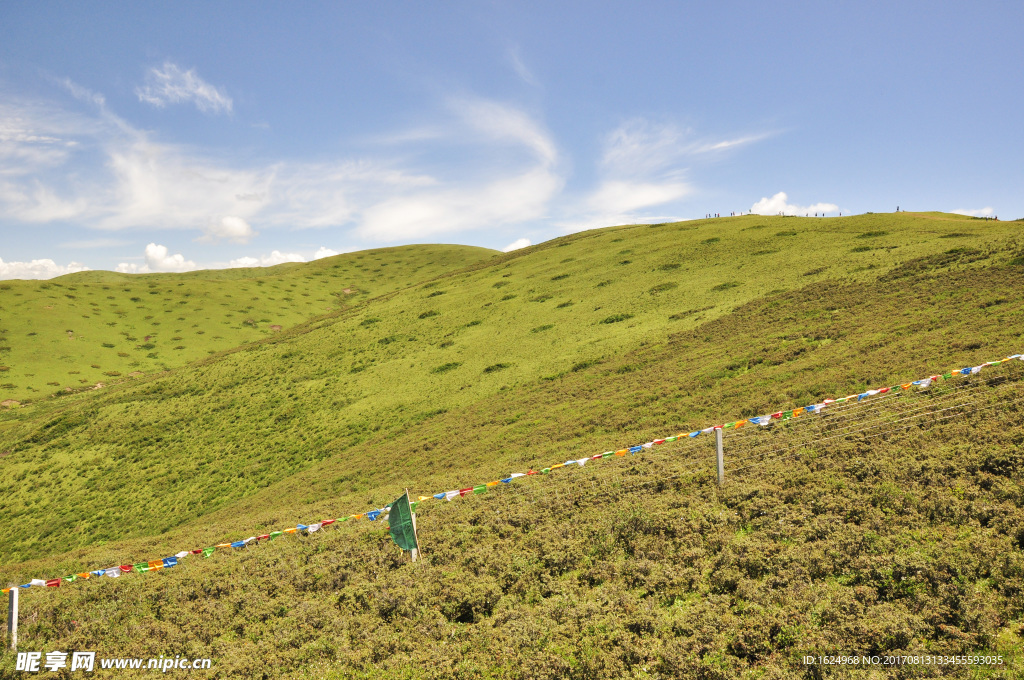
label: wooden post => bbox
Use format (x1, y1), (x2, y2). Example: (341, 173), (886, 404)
(7, 586), (17, 650)
(406, 488), (421, 563)
(716, 427), (725, 486)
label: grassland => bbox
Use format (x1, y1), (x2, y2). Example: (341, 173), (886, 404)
(1, 212), (1023, 678)
(0, 245), (495, 403)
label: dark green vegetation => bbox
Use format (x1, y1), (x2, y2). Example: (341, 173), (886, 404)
(1, 212), (1023, 678)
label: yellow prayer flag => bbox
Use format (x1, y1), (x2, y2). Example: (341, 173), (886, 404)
(486, 481), (500, 487)
(615, 449), (628, 456)
(147, 560), (163, 571)
(284, 528), (298, 534)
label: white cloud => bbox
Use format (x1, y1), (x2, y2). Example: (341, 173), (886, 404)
(143, 242), (196, 272)
(558, 118), (720, 234)
(313, 246), (339, 259)
(199, 215), (256, 244)
(352, 99), (562, 241)
(601, 119), (687, 177)
(357, 166), (562, 241)
(228, 250), (305, 268)
(136, 62), (233, 114)
(1, 81), (776, 252)
(586, 180), (691, 215)
(690, 133), (773, 154)
(0, 256), (89, 280)
(452, 97), (557, 165)
(751, 191), (839, 216)
(115, 243), (196, 274)
(601, 119), (771, 178)
(952, 207), (994, 217)
(502, 238), (531, 252)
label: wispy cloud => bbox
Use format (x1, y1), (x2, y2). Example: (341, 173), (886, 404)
(1, 79), (774, 275)
(601, 119), (771, 177)
(750, 191), (838, 215)
(136, 62), (233, 114)
(952, 207), (994, 217)
(507, 46), (540, 87)
(558, 118), (717, 233)
(59, 238), (132, 249)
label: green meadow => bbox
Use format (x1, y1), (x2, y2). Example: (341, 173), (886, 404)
(0, 245), (493, 403)
(1, 212), (1023, 678)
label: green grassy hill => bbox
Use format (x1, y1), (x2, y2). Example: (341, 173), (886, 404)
(1, 212), (1023, 678)
(0, 245), (495, 403)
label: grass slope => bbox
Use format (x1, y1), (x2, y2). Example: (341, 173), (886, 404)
(0, 245), (495, 402)
(1, 212), (1023, 678)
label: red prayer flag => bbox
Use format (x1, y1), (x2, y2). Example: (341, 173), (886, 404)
(190, 549), (203, 555)
(256, 534), (270, 541)
(321, 519), (336, 526)
(120, 565), (133, 572)
(45, 578), (60, 588)
(459, 487), (473, 496)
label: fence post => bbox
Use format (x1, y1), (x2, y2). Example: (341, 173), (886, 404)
(7, 586), (16, 650)
(716, 427), (725, 486)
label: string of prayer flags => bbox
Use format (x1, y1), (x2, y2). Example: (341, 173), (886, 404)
(11, 352), (1021, 596)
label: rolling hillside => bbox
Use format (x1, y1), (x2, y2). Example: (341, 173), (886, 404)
(1, 212), (1023, 678)
(0, 245), (496, 403)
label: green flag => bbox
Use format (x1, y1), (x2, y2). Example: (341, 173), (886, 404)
(388, 492), (418, 552)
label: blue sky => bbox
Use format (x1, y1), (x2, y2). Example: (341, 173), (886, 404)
(1, 1), (1021, 278)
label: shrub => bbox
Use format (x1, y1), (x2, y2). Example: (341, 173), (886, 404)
(600, 313), (633, 324)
